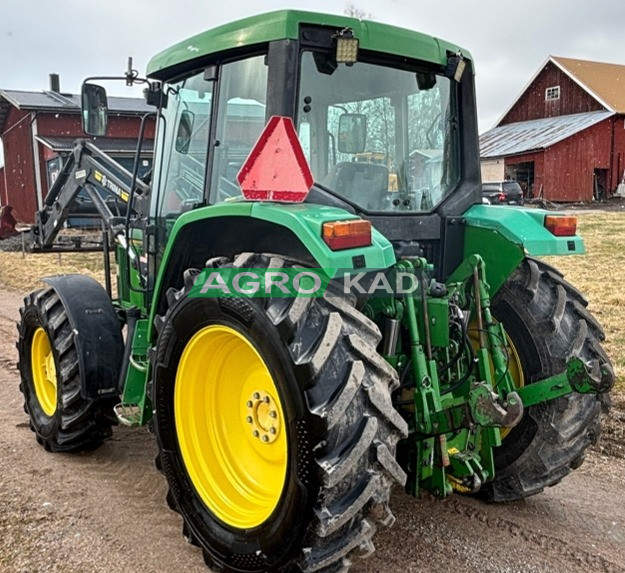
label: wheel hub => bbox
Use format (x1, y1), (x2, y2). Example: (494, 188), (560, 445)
(174, 324), (288, 529)
(31, 327), (57, 416)
(246, 390), (280, 444)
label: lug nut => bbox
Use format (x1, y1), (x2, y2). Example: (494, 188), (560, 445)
(269, 427), (277, 435)
(270, 411), (277, 419)
(253, 392), (260, 400)
(246, 401), (253, 408)
(263, 396), (270, 403)
(253, 430), (259, 437)
(262, 435), (269, 442)
(246, 416), (253, 424)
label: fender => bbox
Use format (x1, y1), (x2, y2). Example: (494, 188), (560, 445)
(450, 205), (585, 295)
(43, 274), (123, 400)
(148, 201), (396, 341)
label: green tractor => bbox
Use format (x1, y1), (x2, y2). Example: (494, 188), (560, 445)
(17, 10), (613, 573)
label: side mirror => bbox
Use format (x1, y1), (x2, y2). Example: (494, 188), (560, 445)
(338, 113), (367, 154)
(81, 83), (108, 136)
(175, 110), (195, 154)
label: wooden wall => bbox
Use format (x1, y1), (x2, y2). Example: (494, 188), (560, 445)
(500, 61), (603, 125)
(2, 108), (37, 221)
(0, 166), (6, 205)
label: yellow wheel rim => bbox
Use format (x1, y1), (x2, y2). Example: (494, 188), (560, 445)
(31, 327), (57, 417)
(174, 325), (288, 529)
(468, 321), (525, 439)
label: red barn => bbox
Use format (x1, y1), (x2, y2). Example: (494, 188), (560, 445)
(0, 77), (155, 222)
(480, 56), (625, 202)
(0, 165), (5, 206)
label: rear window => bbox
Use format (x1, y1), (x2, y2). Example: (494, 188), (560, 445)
(502, 181), (522, 192)
(482, 183), (500, 192)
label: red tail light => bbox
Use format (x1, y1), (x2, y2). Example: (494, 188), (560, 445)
(545, 215), (577, 236)
(322, 220), (372, 250)
(498, 193), (506, 203)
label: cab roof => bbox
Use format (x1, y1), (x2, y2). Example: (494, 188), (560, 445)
(146, 10), (470, 80)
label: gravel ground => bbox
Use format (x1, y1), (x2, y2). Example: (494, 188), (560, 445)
(0, 233), (29, 253)
(1, 288), (624, 573)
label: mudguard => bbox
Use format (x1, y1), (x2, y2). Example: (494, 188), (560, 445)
(148, 201), (396, 342)
(43, 274), (123, 400)
(454, 205), (586, 295)
(463, 204), (585, 256)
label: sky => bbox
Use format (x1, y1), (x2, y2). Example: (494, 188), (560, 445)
(2, 0), (625, 164)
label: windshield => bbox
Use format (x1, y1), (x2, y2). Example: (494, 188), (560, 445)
(297, 51), (459, 213)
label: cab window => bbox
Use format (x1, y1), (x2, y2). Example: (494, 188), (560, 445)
(155, 71), (214, 218)
(297, 51), (458, 213)
(209, 55), (268, 203)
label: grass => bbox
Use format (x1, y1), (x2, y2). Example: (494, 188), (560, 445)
(0, 251), (106, 293)
(0, 211), (623, 393)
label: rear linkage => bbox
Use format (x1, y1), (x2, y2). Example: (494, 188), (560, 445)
(365, 254), (610, 499)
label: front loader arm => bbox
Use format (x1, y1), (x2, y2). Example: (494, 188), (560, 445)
(31, 139), (150, 251)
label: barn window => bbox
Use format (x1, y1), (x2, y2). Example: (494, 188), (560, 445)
(545, 86), (560, 101)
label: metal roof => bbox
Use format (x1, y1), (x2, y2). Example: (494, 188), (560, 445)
(0, 89), (151, 113)
(36, 136), (154, 154)
(227, 98), (265, 119)
(0, 89), (152, 135)
(147, 10), (469, 80)
(410, 149), (443, 160)
(480, 111), (613, 159)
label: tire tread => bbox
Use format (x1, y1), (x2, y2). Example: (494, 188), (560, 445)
(485, 258), (612, 501)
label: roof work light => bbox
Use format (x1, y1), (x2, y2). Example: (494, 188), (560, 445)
(335, 29), (359, 64)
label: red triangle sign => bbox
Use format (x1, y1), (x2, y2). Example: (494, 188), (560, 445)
(237, 116), (314, 203)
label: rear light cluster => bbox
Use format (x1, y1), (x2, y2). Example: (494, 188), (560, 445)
(545, 215), (577, 236)
(322, 220), (372, 250)
(498, 192), (506, 203)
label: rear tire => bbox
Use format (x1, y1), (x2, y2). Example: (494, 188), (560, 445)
(17, 287), (119, 452)
(152, 253), (408, 572)
(484, 258), (613, 501)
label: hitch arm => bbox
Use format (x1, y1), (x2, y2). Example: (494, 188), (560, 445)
(516, 357), (609, 408)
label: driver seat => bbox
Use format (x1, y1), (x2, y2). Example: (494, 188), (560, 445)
(323, 162), (389, 209)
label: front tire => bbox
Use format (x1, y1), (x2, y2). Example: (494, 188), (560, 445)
(152, 253), (408, 572)
(17, 287), (119, 451)
(484, 258), (614, 501)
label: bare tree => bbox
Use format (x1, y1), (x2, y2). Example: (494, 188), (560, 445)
(344, 4), (373, 19)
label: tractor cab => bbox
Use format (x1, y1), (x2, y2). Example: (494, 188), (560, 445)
(151, 12), (476, 222)
(84, 11), (481, 278)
